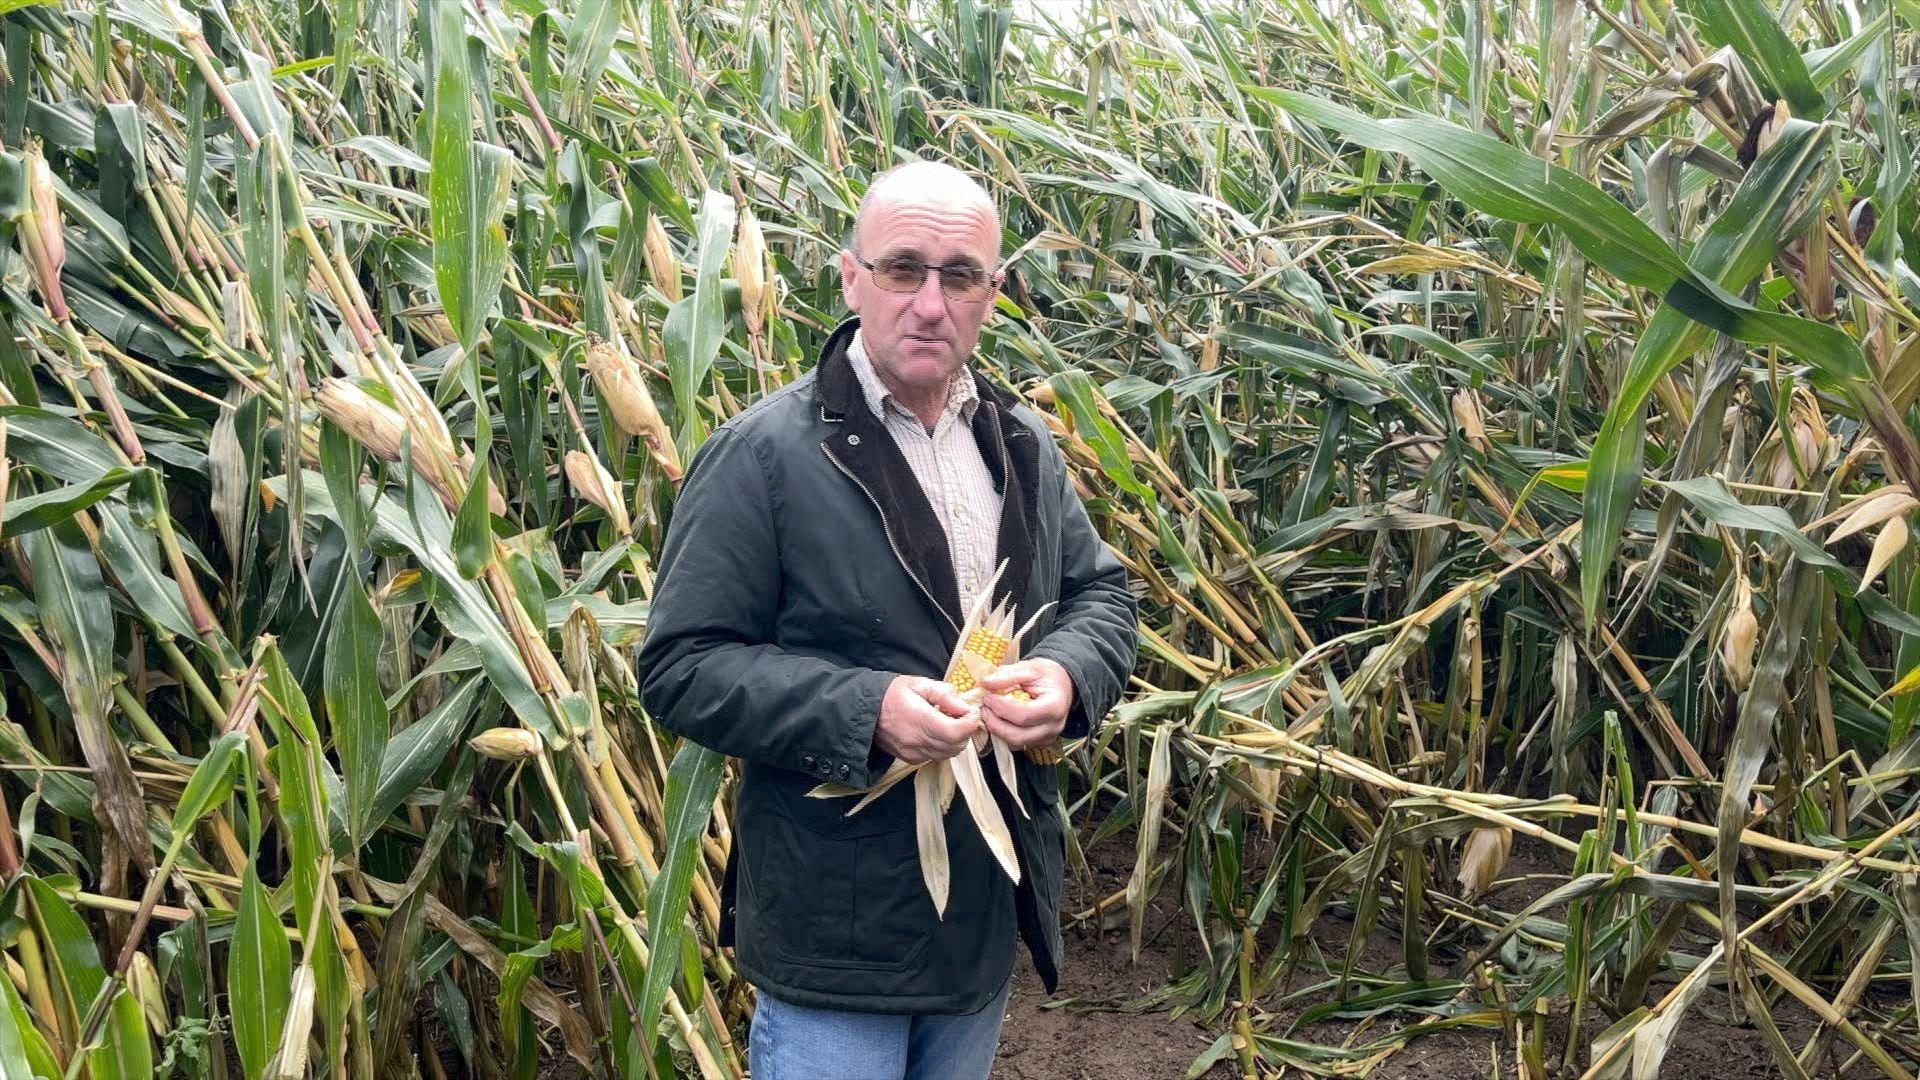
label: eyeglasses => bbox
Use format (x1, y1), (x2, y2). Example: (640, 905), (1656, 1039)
(851, 252), (999, 303)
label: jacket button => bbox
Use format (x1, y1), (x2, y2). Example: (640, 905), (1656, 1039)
(847, 434), (861, 447)
(838, 763), (850, 780)
(800, 753), (816, 771)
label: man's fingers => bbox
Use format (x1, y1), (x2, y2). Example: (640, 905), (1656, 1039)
(912, 679), (975, 717)
(908, 695), (981, 755)
(981, 712), (1035, 749)
(983, 693), (1050, 728)
(983, 711), (1059, 751)
(976, 661), (1041, 692)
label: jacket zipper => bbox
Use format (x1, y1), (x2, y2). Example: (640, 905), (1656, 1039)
(822, 443), (961, 636)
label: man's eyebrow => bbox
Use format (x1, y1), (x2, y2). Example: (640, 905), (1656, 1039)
(874, 246), (984, 269)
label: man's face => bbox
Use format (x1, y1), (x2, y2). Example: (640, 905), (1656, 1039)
(840, 194), (1000, 398)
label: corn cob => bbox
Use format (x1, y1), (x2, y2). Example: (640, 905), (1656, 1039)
(810, 563), (1065, 916)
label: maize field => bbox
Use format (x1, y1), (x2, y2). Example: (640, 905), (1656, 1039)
(0, 0), (1916, 1076)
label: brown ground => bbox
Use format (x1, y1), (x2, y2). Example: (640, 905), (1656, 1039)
(992, 834), (1876, 1079)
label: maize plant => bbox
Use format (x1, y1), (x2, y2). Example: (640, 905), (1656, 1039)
(0, 0), (1916, 1077)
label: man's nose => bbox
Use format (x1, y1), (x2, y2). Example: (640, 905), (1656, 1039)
(910, 268), (948, 319)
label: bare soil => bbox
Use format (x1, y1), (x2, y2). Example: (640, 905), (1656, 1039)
(992, 833), (1873, 1079)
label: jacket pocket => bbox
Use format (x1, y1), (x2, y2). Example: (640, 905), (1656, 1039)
(761, 784), (933, 972)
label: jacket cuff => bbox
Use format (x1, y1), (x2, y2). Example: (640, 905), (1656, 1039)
(837, 669), (897, 788)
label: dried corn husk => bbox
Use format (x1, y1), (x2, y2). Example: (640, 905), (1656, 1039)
(1862, 515), (1908, 593)
(811, 560), (1057, 915)
(1826, 489), (1917, 543)
(564, 450), (632, 535)
(1452, 389), (1490, 451)
(471, 727), (543, 761)
(644, 212), (681, 302)
(316, 379), (408, 463)
(1722, 583), (1759, 690)
(735, 206), (768, 335)
(582, 335), (681, 480)
(914, 764), (949, 914)
(1457, 824), (1513, 899)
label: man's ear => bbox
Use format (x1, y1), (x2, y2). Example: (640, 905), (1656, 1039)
(839, 248), (862, 313)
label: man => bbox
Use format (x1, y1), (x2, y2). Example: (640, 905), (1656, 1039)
(637, 160), (1138, 1079)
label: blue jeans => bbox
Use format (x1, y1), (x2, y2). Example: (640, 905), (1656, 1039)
(747, 975), (1013, 1080)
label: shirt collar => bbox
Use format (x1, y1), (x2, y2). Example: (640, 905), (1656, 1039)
(848, 330), (977, 426)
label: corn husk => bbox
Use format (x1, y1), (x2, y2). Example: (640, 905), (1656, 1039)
(735, 206), (767, 335)
(913, 765), (949, 914)
(564, 450), (633, 535)
(1452, 389), (1490, 451)
(1862, 515), (1908, 593)
(1457, 824), (1513, 899)
(471, 727), (543, 761)
(1722, 584), (1759, 690)
(1826, 489), (1918, 544)
(644, 212), (681, 302)
(315, 378), (408, 462)
(26, 151), (64, 280)
(582, 335), (681, 480)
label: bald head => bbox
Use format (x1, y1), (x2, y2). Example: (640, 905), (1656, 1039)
(853, 161), (999, 255)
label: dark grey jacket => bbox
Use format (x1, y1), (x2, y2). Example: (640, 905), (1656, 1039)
(636, 318), (1138, 1013)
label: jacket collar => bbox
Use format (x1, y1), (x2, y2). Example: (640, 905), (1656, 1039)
(816, 317), (1039, 642)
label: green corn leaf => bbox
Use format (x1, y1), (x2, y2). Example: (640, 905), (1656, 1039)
(229, 866), (291, 1080)
(640, 740), (726, 1057)
(561, 0), (623, 125)
(664, 189), (736, 457)
(430, 0), (512, 357)
(371, 673), (486, 828)
(453, 455), (493, 580)
(95, 503), (201, 646)
(272, 472), (555, 743)
(0, 965), (58, 1079)
(23, 877), (151, 1079)
(0, 466), (138, 537)
(1270, 92), (1864, 381)
(1680, 0), (1825, 118)
(169, 730), (244, 838)
(25, 518), (152, 874)
(0, 406), (124, 484)
(1049, 370), (1155, 500)
(325, 581), (386, 849)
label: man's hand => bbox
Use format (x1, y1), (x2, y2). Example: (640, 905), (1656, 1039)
(978, 659), (1074, 750)
(874, 676), (982, 763)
